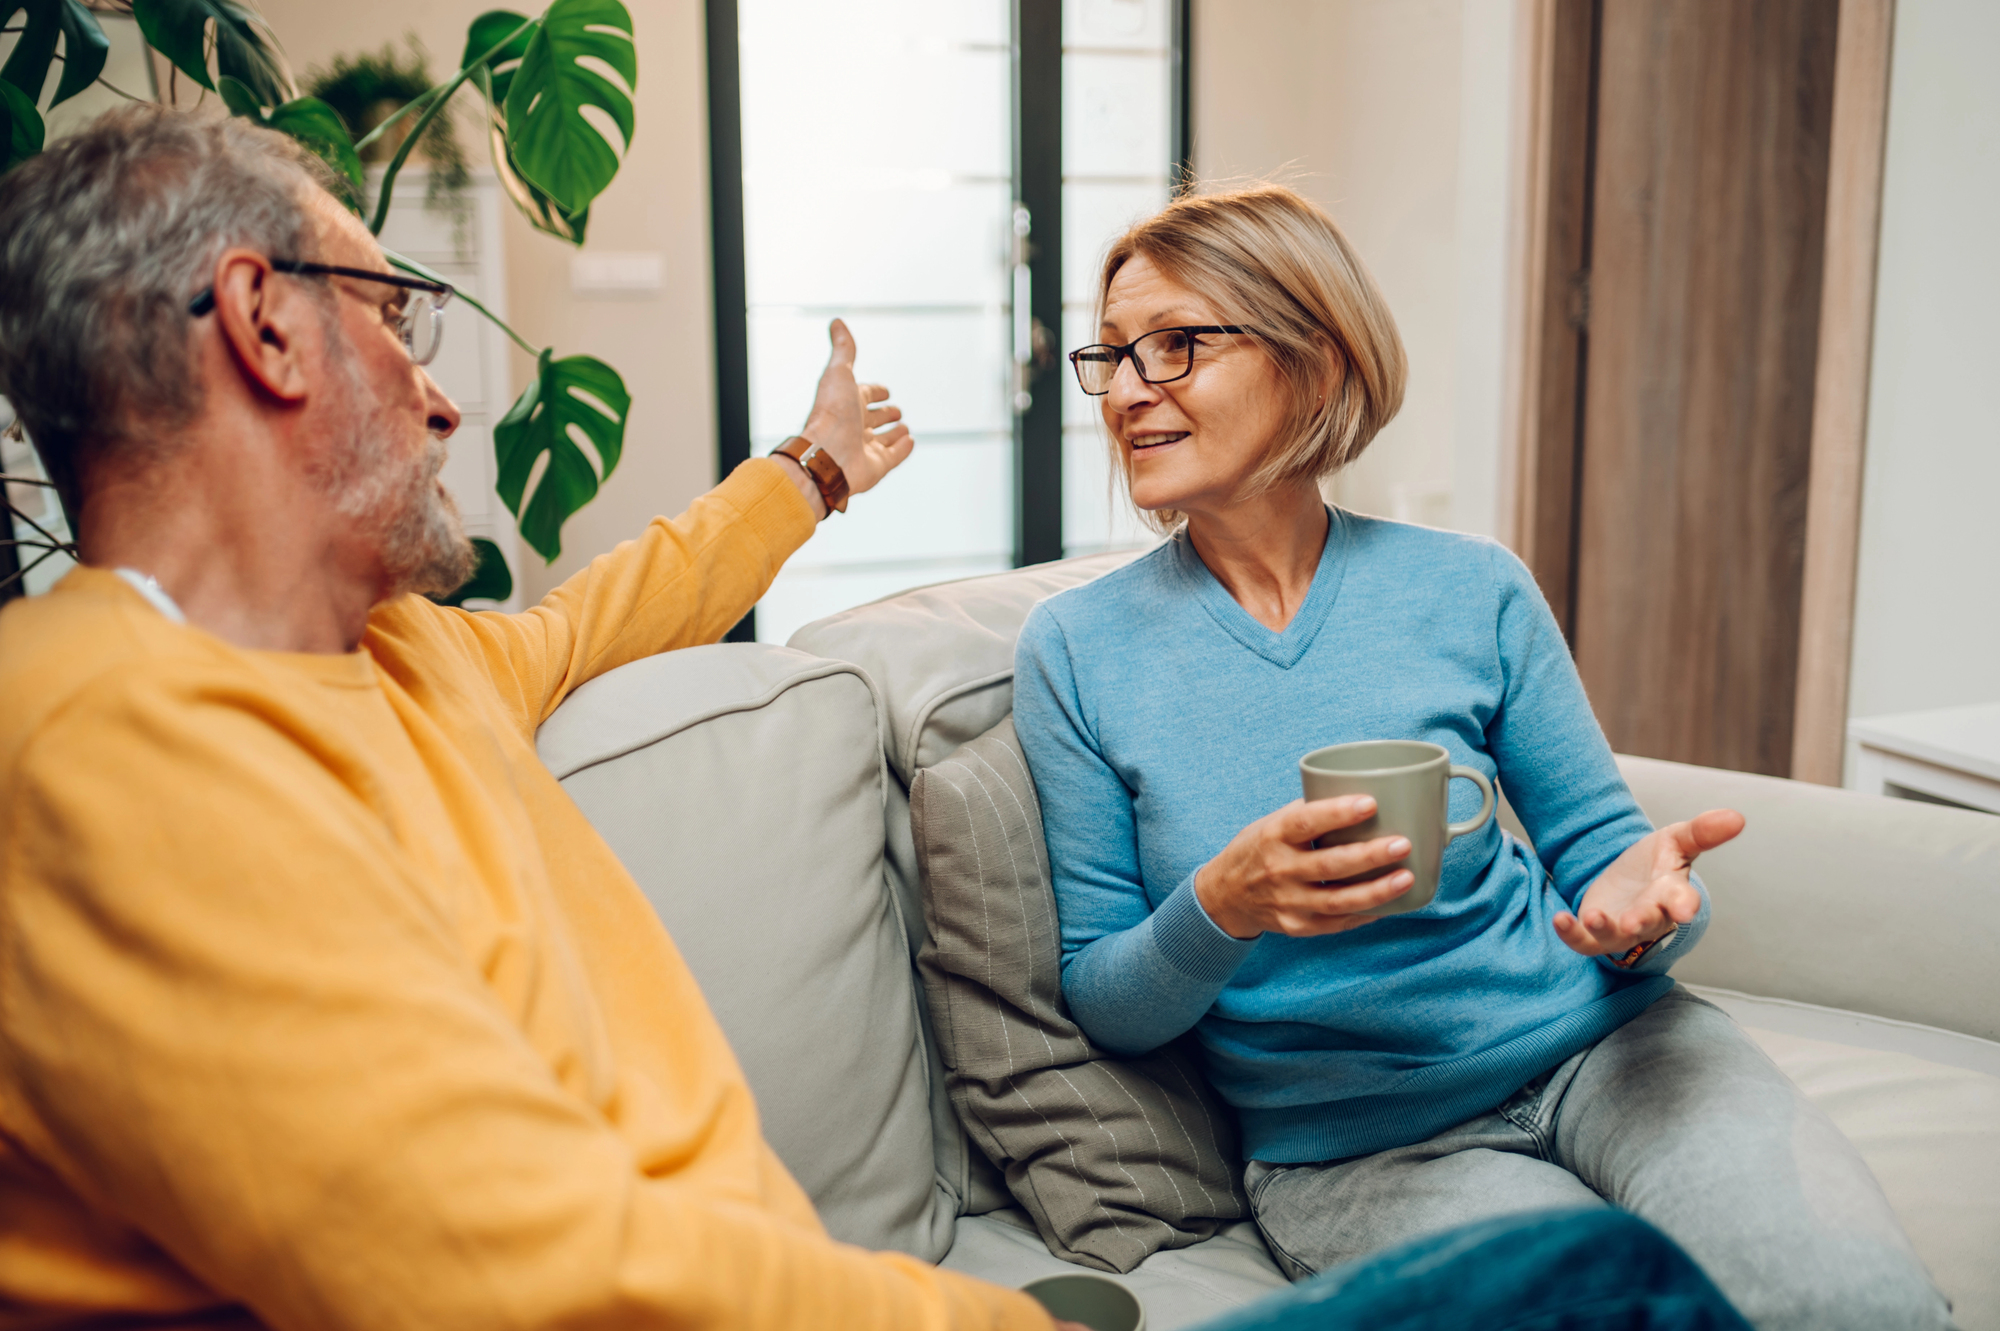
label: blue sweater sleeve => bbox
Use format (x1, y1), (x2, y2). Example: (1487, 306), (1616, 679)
(1482, 545), (1707, 975)
(1013, 603), (1257, 1054)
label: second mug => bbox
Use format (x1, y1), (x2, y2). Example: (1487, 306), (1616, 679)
(1297, 739), (1495, 917)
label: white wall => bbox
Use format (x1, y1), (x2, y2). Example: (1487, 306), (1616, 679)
(1843, 0), (2000, 757)
(259, 0), (719, 602)
(1190, 0), (1517, 536)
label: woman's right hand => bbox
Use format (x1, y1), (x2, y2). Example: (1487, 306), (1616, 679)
(1194, 796), (1414, 939)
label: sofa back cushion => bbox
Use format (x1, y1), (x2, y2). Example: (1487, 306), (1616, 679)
(912, 717), (1249, 1273)
(536, 643), (953, 1259)
(1619, 756), (2000, 1044)
(788, 551), (1145, 786)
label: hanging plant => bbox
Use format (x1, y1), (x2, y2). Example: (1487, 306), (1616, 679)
(303, 38), (470, 222)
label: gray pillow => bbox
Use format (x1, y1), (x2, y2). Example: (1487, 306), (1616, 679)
(911, 717), (1249, 1274)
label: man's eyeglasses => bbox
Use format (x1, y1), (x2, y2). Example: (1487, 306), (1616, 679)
(188, 259), (456, 367)
(1068, 325), (1255, 396)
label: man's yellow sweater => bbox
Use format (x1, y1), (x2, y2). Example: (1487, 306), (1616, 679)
(0, 460), (1046, 1331)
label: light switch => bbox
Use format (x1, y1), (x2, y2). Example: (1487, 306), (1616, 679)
(570, 252), (664, 297)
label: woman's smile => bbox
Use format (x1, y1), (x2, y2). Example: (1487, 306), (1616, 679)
(1128, 430), (1189, 452)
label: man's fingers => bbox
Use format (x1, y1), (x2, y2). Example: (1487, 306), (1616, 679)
(856, 381), (891, 406)
(824, 317), (856, 368)
(864, 401), (903, 428)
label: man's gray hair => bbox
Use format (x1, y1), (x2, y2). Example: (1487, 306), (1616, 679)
(0, 104), (338, 506)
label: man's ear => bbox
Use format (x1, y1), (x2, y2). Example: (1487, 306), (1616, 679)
(208, 249), (318, 404)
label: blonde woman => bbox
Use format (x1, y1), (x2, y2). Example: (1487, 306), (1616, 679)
(1012, 185), (1948, 1331)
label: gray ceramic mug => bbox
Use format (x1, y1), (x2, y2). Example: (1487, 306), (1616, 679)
(1298, 739), (1496, 917)
(1021, 1273), (1145, 1331)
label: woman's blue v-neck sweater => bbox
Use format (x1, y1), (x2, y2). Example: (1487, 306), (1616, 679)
(1012, 510), (1704, 1164)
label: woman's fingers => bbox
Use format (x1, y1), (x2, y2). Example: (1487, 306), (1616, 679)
(1279, 869), (1414, 935)
(1300, 833), (1410, 884)
(1282, 795), (1378, 843)
(1661, 808), (1746, 865)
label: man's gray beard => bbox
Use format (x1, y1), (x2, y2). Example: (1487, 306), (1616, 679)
(321, 350), (477, 601)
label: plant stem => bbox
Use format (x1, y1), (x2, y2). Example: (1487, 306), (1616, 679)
(6, 497), (70, 551)
(95, 76), (147, 101)
(384, 249), (540, 357)
(351, 85), (440, 153)
(366, 15), (536, 237)
(0, 545), (65, 591)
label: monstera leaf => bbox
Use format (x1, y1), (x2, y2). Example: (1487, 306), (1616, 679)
(131, 0), (291, 106)
(501, 0), (634, 216)
(489, 125), (590, 242)
(1, 77), (43, 174)
(494, 350), (628, 562)
(460, 8), (534, 105)
(460, 9), (590, 242)
(431, 537), (514, 608)
(0, 0), (108, 107)
(218, 77), (364, 201)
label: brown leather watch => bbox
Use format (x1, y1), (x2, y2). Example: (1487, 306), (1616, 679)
(773, 435), (850, 516)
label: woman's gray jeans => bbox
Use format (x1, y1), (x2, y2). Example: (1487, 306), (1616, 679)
(1244, 987), (1954, 1331)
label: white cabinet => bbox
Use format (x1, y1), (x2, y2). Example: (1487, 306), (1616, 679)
(1850, 703), (2000, 815)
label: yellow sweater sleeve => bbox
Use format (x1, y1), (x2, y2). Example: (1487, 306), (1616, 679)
(0, 678), (1049, 1331)
(370, 457), (819, 731)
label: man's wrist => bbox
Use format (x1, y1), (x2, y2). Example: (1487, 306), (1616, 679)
(774, 435), (849, 515)
(770, 452), (828, 521)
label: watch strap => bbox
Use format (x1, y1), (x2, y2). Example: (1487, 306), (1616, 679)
(774, 435), (850, 515)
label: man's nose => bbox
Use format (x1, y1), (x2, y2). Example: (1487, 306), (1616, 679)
(422, 369), (462, 438)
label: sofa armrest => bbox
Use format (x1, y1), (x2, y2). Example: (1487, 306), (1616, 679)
(1615, 755), (2000, 1043)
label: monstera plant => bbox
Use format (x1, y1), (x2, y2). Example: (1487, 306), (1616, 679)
(0, 0), (637, 592)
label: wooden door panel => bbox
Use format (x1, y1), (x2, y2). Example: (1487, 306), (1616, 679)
(1571, 0), (1836, 776)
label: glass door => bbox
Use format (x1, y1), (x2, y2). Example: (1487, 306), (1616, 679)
(734, 0), (1015, 644)
(719, 0), (1183, 644)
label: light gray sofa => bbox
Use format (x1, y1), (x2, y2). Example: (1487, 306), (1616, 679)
(535, 554), (2000, 1331)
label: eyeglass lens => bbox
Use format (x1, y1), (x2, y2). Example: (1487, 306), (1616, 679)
(1072, 328), (1196, 394)
(402, 292), (446, 367)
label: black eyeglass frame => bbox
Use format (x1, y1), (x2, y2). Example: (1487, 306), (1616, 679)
(187, 260), (456, 366)
(1067, 325), (1257, 396)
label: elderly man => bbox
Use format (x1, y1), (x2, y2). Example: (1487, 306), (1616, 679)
(0, 107), (1751, 1331)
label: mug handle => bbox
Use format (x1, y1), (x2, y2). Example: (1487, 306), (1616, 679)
(1446, 767), (1496, 841)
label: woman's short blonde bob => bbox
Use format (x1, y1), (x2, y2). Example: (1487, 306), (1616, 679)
(1095, 183), (1407, 530)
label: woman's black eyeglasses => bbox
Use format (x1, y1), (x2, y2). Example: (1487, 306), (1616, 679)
(188, 259), (456, 367)
(1068, 325), (1255, 395)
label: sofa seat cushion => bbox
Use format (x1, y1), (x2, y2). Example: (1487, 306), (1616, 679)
(537, 643), (953, 1260)
(943, 1208), (1287, 1331)
(1693, 988), (2000, 1331)
(943, 1005), (2000, 1331)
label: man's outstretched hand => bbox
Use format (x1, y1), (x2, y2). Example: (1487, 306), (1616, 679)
(1554, 809), (1745, 960)
(800, 317), (914, 498)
